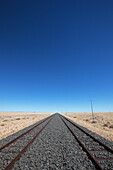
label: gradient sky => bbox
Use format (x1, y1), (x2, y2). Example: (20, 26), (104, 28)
(0, 0), (113, 113)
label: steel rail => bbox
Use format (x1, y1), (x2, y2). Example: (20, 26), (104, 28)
(60, 115), (103, 170)
(60, 114), (113, 154)
(4, 116), (54, 170)
(0, 114), (53, 152)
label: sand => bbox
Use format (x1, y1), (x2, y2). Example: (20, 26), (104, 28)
(61, 112), (113, 142)
(0, 112), (52, 140)
(0, 112), (113, 142)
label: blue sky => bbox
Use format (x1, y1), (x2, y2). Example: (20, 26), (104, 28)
(0, 0), (113, 113)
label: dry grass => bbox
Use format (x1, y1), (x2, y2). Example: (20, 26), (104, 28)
(91, 120), (97, 123)
(15, 118), (21, 120)
(103, 123), (109, 127)
(3, 119), (9, 122)
(1, 123), (6, 126)
(109, 125), (113, 129)
(0, 112), (53, 140)
(22, 117), (26, 119)
(84, 119), (89, 122)
(61, 112), (113, 142)
(0, 111), (113, 142)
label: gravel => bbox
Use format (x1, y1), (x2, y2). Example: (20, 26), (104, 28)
(0, 117), (51, 169)
(66, 118), (113, 150)
(13, 114), (96, 170)
(63, 116), (113, 169)
(0, 117), (49, 148)
(0, 114), (113, 169)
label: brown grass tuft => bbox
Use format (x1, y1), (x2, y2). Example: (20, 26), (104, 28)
(1, 123), (6, 126)
(91, 120), (97, 123)
(85, 119), (89, 122)
(103, 124), (108, 127)
(15, 118), (21, 120)
(3, 119), (9, 122)
(109, 125), (113, 129)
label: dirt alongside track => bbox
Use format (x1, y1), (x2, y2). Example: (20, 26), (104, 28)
(0, 112), (113, 142)
(0, 112), (52, 140)
(61, 112), (113, 142)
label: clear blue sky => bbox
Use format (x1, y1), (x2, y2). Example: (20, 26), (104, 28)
(0, 0), (113, 113)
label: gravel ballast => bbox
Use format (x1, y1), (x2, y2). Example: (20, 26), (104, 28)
(0, 114), (113, 169)
(13, 114), (96, 170)
(0, 117), (52, 169)
(62, 115), (113, 170)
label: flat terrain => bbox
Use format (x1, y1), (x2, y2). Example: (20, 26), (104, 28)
(62, 112), (113, 142)
(0, 112), (113, 142)
(0, 112), (52, 140)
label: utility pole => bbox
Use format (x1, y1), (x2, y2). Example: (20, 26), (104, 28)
(90, 100), (94, 120)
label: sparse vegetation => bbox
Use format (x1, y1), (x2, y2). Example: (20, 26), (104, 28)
(85, 119), (89, 122)
(109, 125), (113, 129)
(0, 112), (52, 140)
(103, 124), (108, 127)
(15, 118), (21, 120)
(3, 119), (9, 122)
(1, 123), (6, 126)
(91, 120), (97, 123)
(0, 112), (113, 142)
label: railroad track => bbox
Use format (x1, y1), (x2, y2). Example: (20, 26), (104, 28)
(59, 114), (113, 170)
(0, 113), (113, 169)
(0, 114), (54, 170)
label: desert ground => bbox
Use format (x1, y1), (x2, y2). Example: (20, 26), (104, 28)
(0, 112), (113, 142)
(0, 112), (52, 140)
(62, 112), (113, 142)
